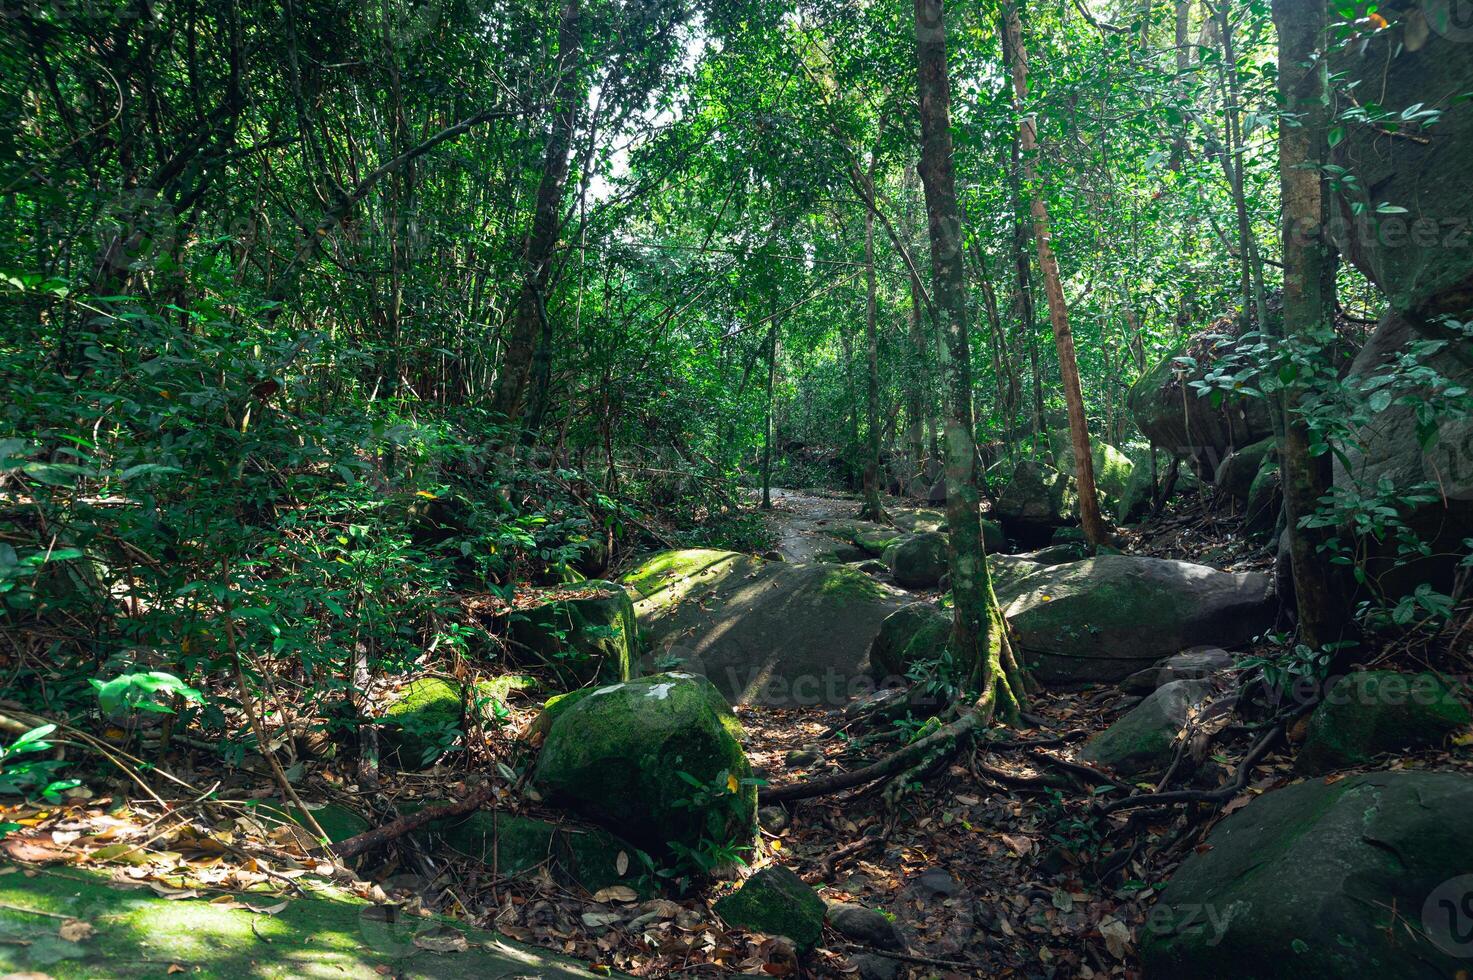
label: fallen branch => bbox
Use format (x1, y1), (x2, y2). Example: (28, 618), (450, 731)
(331, 781), (496, 860)
(1089, 721), (1284, 817)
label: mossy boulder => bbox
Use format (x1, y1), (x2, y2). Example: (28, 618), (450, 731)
(1296, 671), (1471, 775)
(1214, 437), (1276, 503)
(1243, 456), (1282, 540)
(714, 865), (826, 950)
(423, 810), (645, 896)
(996, 556), (1275, 686)
(1081, 680), (1211, 777)
(533, 673), (757, 858)
(510, 581), (636, 687)
(1049, 432), (1134, 512)
(853, 526), (909, 558)
(381, 678), (465, 769)
(888, 531), (949, 589)
(1142, 771), (1473, 979)
(1117, 463), (1156, 524)
(868, 602), (951, 680)
(815, 542), (869, 564)
(995, 458), (1070, 536)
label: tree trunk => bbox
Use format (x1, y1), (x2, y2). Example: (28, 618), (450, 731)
(761, 319), (778, 510)
(1002, 2), (1108, 546)
(1273, 0), (1351, 652)
(492, 0), (582, 425)
(861, 207), (889, 520)
(914, 0), (1023, 721)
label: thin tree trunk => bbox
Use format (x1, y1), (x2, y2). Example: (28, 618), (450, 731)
(861, 207), (889, 520)
(1002, 2), (1108, 546)
(914, 0), (1023, 720)
(492, 0), (582, 425)
(761, 319), (778, 510)
(1273, 0), (1350, 652)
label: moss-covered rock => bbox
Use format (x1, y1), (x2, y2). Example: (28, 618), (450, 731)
(1214, 437), (1276, 503)
(0, 867), (621, 979)
(714, 865), (826, 949)
(533, 673), (757, 858)
(995, 458), (1069, 535)
(815, 542), (869, 564)
(1116, 462), (1156, 525)
(381, 678), (464, 769)
(888, 531), (949, 589)
(1296, 671), (1471, 775)
(510, 581), (636, 687)
(1243, 455), (1282, 540)
(1049, 432), (1134, 512)
(853, 526), (909, 558)
(868, 602), (951, 679)
(996, 556), (1274, 685)
(424, 810), (645, 896)
(1081, 680), (1211, 777)
(1142, 771), (1473, 979)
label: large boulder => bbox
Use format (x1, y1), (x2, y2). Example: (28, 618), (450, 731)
(1328, 8), (1473, 317)
(1049, 432), (1135, 513)
(995, 459), (1071, 540)
(509, 581), (636, 687)
(888, 531), (949, 589)
(1129, 327), (1276, 475)
(1296, 670), (1471, 775)
(1142, 771), (1473, 978)
(1243, 456), (1282, 541)
(996, 556), (1275, 685)
(622, 550), (907, 706)
(1214, 437), (1275, 503)
(533, 673), (756, 858)
(868, 601), (951, 679)
(1080, 680), (1212, 778)
(1332, 310), (1473, 596)
(381, 678), (465, 769)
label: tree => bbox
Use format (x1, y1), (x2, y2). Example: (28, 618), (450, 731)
(1001, 2), (1108, 546)
(1272, 0), (1350, 653)
(914, 0), (1023, 720)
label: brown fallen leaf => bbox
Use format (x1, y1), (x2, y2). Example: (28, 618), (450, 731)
(58, 918), (96, 942)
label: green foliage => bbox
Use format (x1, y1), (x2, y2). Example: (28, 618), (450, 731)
(0, 725), (78, 806)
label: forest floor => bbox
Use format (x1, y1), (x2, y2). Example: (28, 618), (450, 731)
(3, 487), (1461, 979)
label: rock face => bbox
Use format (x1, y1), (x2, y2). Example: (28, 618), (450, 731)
(1129, 329), (1276, 475)
(622, 550), (906, 705)
(996, 556), (1275, 685)
(510, 581), (636, 687)
(1214, 437), (1275, 503)
(1296, 671), (1471, 775)
(1049, 432), (1135, 514)
(995, 458), (1070, 539)
(1142, 771), (1473, 979)
(533, 673), (757, 858)
(1332, 311), (1473, 595)
(1328, 11), (1473, 317)
(1243, 457), (1282, 541)
(1081, 680), (1211, 777)
(888, 531), (949, 589)
(714, 866), (826, 949)
(868, 602), (951, 679)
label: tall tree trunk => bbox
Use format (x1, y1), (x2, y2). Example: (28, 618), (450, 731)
(914, 0), (1023, 721)
(1273, 0), (1351, 652)
(861, 208), (889, 520)
(761, 319), (778, 510)
(1217, 2), (1272, 337)
(492, 0), (582, 425)
(907, 274), (928, 479)
(1004, 125), (1044, 441)
(1002, 2), (1108, 546)
(1170, 0), (1191, 171)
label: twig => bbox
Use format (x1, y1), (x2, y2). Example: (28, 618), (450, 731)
(331, 781), (496, 861)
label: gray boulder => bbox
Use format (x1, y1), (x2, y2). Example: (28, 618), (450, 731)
(1142, 771), (1473, 978)
(888, 531), (949, 589)
(1120, 646), (1235, 696)
(1296, 670), (1471, 775)
(997, 556), (1274, 686)
(1215, 437), (1275, 503)
(1081, 680), (1212, 777)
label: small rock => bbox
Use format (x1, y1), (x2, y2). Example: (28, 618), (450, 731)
(714, 865), (826, 949)
(853, 952), (905, 980)
(785, 747), (822, 769)
(1081, 679), (1213, 777)
(758, 806), (789, 833)
(761, 550), (785, 562)
(828, 902), (907, 951)
(912, 868), (961, 899)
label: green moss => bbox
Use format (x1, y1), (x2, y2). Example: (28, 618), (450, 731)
(814, 564), (887, 603)
(852, 527), (907, 557)
(424, 811), (649, 897)
(714, 866), (825, 949)
(1298, 671), (1472, 774)
(533, 673), (756, 858)
(382, 678), (463, 769)
(510, 581), (636, 687)
(869, 602), (951, 678)
(621, 549), (739, 601)
(0, 867), (620, 979)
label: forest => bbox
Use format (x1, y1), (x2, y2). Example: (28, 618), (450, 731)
(1, 0), (1471, 976)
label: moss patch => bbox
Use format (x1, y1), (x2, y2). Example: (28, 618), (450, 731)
(509, 581), (636, 687)
(1297, 671), (1471, 774)
(421, 810), (649, 897)
(714, 866), (825, 950)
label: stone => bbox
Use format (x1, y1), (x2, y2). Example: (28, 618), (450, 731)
(1296, 671), (1471, 775)
(996, 556), (1275, 686)
(424, 810), (641, 896)
(827, 902), (906, 951)
(888, 531), (949, 589)
(757, 806), (789, 833)
(1242, 456), (1281, 540)
(1214, 437), (1276, 503)
(1049, 432), (1135, 513)
(785, 747), (822, 769)
(714, 866), (826, 949)
(854, 526), (910, 558)
(850, 558), (889, 575)
(1022, 542), (1090, 566)
(1120, 647), (1235, 695)
(509, 580), (637, 687)
(816, 543), (870, 564)
(1080, 680), (1212, 777)
(868, 602), (951, 680)
(912, 868), (962, 899)
(1117, 463), (1156, 525)
(852, 953), (904, 980)
(381, 678), (465, 769)
(1129, 330), (1276, 474)
(533, 673), (756, 858)
(1142, 771), (1473, 978)
(995, 459), (1070, 539)
(622, 549), (907, 706)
